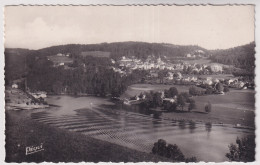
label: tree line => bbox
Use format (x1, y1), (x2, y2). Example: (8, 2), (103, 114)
(25, 56), (148, 97)
(139, 87), (196, 112)
(210, 42), (255, 71)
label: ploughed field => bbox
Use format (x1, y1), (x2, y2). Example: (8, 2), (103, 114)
(30, 95), (254, 162)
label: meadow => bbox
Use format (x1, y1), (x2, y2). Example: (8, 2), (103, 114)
(122, 84), (255, 127)
(80, 51), (111, 58)
(120, 84), (191, 99)
(47, 56), (73, 63)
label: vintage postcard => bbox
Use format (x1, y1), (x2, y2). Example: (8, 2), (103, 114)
(4, 4), (256, 163)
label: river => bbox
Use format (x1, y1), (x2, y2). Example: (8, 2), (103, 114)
(31, 95), (254, 162)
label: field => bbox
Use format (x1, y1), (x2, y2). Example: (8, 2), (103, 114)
(183, 59), (211, 64)
(182, 59), (233, 68)
(198, 74), (234, 79)
(190, 89), (255, 127)
(47, 56), (73, 64)
(80, 51), (111, 58)
(121, 84), (255, 127)
(121, 84), (190, 99)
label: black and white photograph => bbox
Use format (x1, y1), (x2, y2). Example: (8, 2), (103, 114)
(4, 4), (256, 163)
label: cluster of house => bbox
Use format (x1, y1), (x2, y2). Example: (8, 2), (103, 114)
(56, 53), (70, 57)
(186, 50), (207, 58)
(118, 56), (183, 71)
(114, 55), (223, 76)
(149, 69), (250, 90)
(192, 76), (249, 89)
(47, 53), (73, 67)
(123, 90), (178, 105)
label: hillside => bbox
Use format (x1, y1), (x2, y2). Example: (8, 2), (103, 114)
(4, 48), (35, 84)
(4, 42), (208, 83)
(21, 42), (207, 59)
(5, 41), (255, 86)
(209, 42), (255, 70)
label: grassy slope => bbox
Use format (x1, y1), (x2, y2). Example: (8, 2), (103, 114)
(122, 84), (255, 128)
(162, 89), (255, 128)
(5, 110), (170, 163)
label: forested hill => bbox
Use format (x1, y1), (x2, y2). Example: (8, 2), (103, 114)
(5, 41), (255, 84)
(24, 42), (208, 60)
(5, 48), (36, 82)
(209, 42), (255, 70)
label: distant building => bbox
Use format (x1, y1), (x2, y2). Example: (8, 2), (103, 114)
(163, 98), (176, 103)
(210, 64), (223, 72)
(111, 59), (115, 64)
(30, 91), (47, 99)
(167, 72), (174, 80)
(12, 83), (18, 89)
(190, 76), (198, 82)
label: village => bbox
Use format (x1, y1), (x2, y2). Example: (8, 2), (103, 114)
(7, 51), (254, 111)
(111, 54), (254, 106)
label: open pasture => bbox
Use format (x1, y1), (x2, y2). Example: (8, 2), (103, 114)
(190, 89), (255, 127)
(121, 84), (190, 99)
(80, 51), (111, 58)
(183, 59), (211, 64)
(198, 74), (234, 79)
(122, 84), (255, 127)
(48, 56), (73, 63)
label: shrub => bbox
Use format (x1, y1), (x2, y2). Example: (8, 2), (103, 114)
(205, 101), (212, 113)
(224, 86), (230, 92)
(185, 156), (198, 162)
(166, 144), (185, 161)
(189, 86), (203, 96)
(188, 98), (196, 111)
(152, 139), (167, 156)
(152, 139), (197, 162)
(226, 135), (255, 162)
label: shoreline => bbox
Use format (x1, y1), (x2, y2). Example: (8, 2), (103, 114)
(7, 91), (255, 129)
(5, 110), (170, 162)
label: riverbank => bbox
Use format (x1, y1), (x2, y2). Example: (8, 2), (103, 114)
(5, 88), (49, 111)
(5, 110), (170, 162)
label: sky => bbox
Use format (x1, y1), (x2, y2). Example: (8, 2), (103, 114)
(4, 5), (255, 50)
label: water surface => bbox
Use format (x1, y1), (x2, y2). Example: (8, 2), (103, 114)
(31, 95), (253, 162)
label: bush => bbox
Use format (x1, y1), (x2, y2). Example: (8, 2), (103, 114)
(205, 88), (213, 95)
(189, 86), (203, 96)
(152, 139), (167, 156)
(163, 102), (177, 112)
(205, 101), (212, 113)
(152, 139), (197, 162)
(224, 86), (230, 92)
(188, 98), (196, 111)
(226, 135), (255, 162)
(166, 144), (185, 161)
